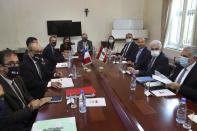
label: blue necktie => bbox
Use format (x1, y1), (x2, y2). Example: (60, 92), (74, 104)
(134, 49), (142, 64)
(177, 68), (187, 84)
(147, 57), (156, 71)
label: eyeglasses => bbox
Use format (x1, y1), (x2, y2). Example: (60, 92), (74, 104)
(151, 48), (159, 51)
(4, 61), (20, 67)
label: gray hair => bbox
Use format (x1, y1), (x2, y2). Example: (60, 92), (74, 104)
(183, 46), (197, 57)
(149, 40), (162, 49)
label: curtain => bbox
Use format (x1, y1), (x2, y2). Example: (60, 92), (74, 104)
(160, 0), (173, 47)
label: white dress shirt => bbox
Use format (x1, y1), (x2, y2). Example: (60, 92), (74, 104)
(175, 62), (196, 85)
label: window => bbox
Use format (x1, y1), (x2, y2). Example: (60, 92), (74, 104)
(164, 0), (197, 50)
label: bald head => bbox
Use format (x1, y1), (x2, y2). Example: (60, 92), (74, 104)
(137, 38), (145, 48)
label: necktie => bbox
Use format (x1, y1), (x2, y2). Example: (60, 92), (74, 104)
(12, 81), (26, 108)
(176, 68), (187, 84)
(147, 57), (156, 71)
(35, 62), (43, 81)
(123, 43), (129, 57)
(134, 49), (142, 64)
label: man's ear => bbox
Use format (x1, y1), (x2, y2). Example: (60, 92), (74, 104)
(0, 64), (4, 71)
(193, 56), (197, 61)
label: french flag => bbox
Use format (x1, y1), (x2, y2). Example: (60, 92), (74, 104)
(82, 48), (92, 66)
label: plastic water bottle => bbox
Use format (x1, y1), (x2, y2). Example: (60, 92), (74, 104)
(176, 98), (187, 124)
(108, 49), (112, 63)
(79, 90), (86, 113)
(130, 73), (136, 90)
(67, 55), (71, 68)
(119, 58), (123, 71)
(72, 64), (77, 79)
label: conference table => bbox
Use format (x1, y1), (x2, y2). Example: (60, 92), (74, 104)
(35, 55), (197, 131)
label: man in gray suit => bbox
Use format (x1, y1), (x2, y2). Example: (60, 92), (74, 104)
(77, 33), (93, 53)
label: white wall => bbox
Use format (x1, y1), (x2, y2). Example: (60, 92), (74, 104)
(0, 0), (145, 52)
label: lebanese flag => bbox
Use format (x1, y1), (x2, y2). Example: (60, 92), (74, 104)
(96, 45), (108, 63)
(82, 48), (92, 66)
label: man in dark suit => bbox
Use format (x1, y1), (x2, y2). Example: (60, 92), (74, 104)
(128, 40), (170, 76)
(23, 37), (38, 60)
(168, 46), (197, 103)
(118, 33), (139, 61)
(42, 36), (65, 72)
(0, 49), (42, 130)
(0, 84), (4, 118)
(127, 38), (151, 71)
(77, 33), (93, 53)
(20, 43), (62, 99)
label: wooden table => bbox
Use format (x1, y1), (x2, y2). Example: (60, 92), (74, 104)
(35, 57), (197, 131)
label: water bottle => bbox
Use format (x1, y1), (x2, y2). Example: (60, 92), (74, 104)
(119, 58), (123, 71)
(67, 55), (71, 68)
(108, 49), (112, 63)
(176, 98), (187, 124)
(130, 73), (136, 90)
(72, 64), (77, 79)
(79, 90), (86, 113)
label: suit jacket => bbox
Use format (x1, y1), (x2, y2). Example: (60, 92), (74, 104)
(77, 40), (93, 53)
(23, 49), (28, 60)
(60, 43), (72, 52)
(170, 62), (197, 103)
(20, 55), (53, 99)
(139, 52), (170, 76)
(120, 41), (139, 62)
(134, 46), (151, 71)
(42, 44), (65, 72)
(0, 76), (33, 130)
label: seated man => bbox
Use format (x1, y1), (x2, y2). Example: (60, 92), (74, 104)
(23, 37), (38, 60)
(127, 38), (151, 71)
(0, 49), (50, 130)
(42, 36), (65, 72)
(118, 33), (138, 61)
(128, 40), (170, 76)
(168, 46), (197, 103)
(20, 43), (62, 99)
(77, 33), (93, 53)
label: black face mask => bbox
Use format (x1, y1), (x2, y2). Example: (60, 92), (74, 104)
(33, 54), (42, 61)
(51, 42), (56, 47)
(7, 66), (20, 78)
(82, 38), (87, 42)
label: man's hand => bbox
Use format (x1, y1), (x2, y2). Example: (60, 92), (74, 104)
(167, 82), (181, 90)
(39, 97), (52, 106)
(127, 61), (134, 66)
(55, 72), (63, 78)
(51, 82), (62, 88)
(28, 99), (41, 111)
(0, 84), (4, 97)
(127, 67), (139, 74)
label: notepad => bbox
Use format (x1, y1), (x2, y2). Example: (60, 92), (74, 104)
(56, 62), (68, 68)
(72, 56), (79, 59)
(151, 89), (175, 97)
(48, 78), (74, 88)
(136, 76), (156, 83)
(86, 98), (106, 107)
(32, 117), (77, 131)
(152, 75), (172, 84)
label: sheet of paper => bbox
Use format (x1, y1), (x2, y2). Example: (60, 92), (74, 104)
(51, 78), (74, 88)
(56, 62), (68, 68)
(72, 56), (79, 59)
(32, 117), (77, 131)
(152, 75), (172, 84)
(86, 98), (106, 107)
(151, 89), (175, 97)
(144, 90), (152, 96)
(122, 61), (127, 64)
(145, 81), (163, 87)
(188, 114), (197, 123)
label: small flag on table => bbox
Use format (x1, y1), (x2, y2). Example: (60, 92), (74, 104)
(96, 45), (108, 63)
(82, 48), (92, 66)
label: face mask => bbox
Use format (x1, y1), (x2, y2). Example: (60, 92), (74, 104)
(51, 42), (56, 47)
(179, 56), (189, 67)
(151, 50), (160, 57)
(82, 38), (87, 42)
(126, 39), (132, 43)
(33, 54), (42, 61)
(7, 66), (20, 78)
(109, 40), (114, 44)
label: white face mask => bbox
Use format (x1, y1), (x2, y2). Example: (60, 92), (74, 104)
(151, 50), (160, 57)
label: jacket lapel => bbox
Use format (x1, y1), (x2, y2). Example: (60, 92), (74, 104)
(183, 62), (197, 84)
